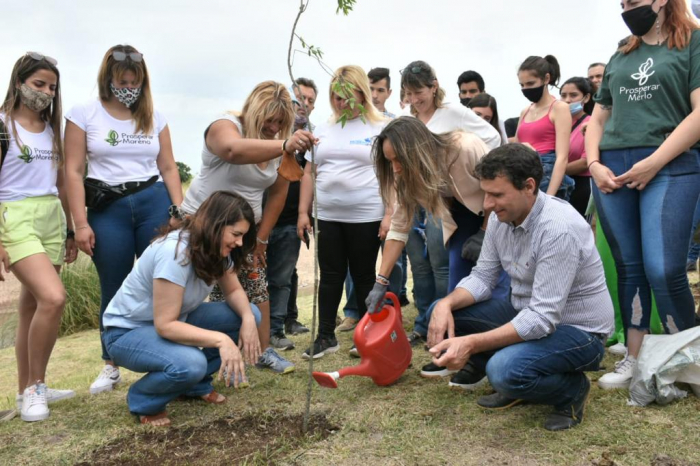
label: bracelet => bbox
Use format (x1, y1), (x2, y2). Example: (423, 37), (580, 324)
(75, 225), (89, 231)
(66, 229), (75, 240)
(256, 237), (269, 245)
(587, 160), (601, 169)
(282, 139), (288, 153)
(376, 275), (390, 286)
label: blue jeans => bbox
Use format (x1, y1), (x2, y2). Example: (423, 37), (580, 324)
(89, 182), (172, 360)
(447, 200), (511, 298)
(405, 210), (449, 332)
(451, 299), (604, 410)
(688, 195), (700, 264)
(593, 148), (700, 335)
(103, 302), (261, 416)
(343, 243), (404, 319)
(400, 248), (408, 297)
(540, 153), (575, 201)
(267, 224), (301, 335)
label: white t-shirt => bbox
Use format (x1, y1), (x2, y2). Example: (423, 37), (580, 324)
(0, 114), (58, 201)
(103, 230), (214, 330)
(424, 102), (502, 150)
(306, 118), (385, 223)
(181, 114), (280, 223)
(65, 99), (167, 185)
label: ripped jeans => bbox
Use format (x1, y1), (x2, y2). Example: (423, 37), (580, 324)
(539, 153), (575, 201)
(592, 147), (700, 335)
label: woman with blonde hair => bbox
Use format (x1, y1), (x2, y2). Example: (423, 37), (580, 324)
(181, 80), (315, 374)
(1, 52), (78, 422)
(587, 0), (700, 390)
(297, 65), (388, 358)
(65, 45), (183, 395)
(367, 116), (508, 389)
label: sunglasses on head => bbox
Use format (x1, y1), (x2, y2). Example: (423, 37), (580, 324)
(26, 52), (58, 66)
(112, 51), (143, 62)
(401, 65), (427, 75)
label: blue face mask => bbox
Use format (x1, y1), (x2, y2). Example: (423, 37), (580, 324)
(569, 101), (584, 115)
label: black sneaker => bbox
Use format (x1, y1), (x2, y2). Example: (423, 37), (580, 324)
(544, 377), (591, 431)
(420, 362), (458, 378)
(301, 336), (340, 360)
(399, 294), (410, 307)
(448, 362), (487, 390)
(477, 392), (525, 410)
(285, 319), (310, 335)
(407, 331), (426, 348)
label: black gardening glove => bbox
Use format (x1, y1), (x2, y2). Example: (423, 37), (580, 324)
(461, 229), (486, 262)
(365, 281), (388, 314)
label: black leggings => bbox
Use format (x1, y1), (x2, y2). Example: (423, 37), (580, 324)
(569, 175), (592, 218)
(317, 219), (381, 337)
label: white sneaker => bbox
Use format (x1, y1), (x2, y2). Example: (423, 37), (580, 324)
(608, 343), (627, 356)
(21, 383), (49, 422)
(90, 365), (122, 394)
(16, 387), (75, 410)
(598, 355), (637, 390)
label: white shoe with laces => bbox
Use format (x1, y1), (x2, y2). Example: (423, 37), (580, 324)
(20, 383), (49, 422)
(16, 387), (75, 410)
(90, 365), (122, 395)
(608, 343), (627, 356)
(598, 355), (637, 390)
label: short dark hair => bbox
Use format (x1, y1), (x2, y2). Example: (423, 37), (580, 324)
(475, 144), (543, 192)
(588, 62), (606, 70)
(294, 77), (317, 97)
(457, 70), (485, 92)
(368, 67), (391, 89)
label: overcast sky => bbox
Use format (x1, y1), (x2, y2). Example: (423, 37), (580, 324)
(1, 1), (652, 172)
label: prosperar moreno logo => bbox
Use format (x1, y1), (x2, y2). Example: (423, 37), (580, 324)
(18, 145), (33, 163)
(105, 130), (120, 146)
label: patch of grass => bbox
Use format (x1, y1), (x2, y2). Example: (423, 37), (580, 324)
(59, 253), (101, 337)
(1, 280), (699, 465)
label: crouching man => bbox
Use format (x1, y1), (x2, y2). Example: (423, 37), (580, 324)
(428, 144), (614, 431)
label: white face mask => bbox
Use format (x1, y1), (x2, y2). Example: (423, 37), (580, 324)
(110, 83), (142, 108)
(19, 84), (53, 112)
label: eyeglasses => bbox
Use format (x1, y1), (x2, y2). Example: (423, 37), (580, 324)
(26, 52), (58, 66)
(112, 51), (143, 62)
(400, 65), (427, 75)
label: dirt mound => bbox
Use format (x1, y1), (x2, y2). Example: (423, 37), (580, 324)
(77, 411), (338, 465)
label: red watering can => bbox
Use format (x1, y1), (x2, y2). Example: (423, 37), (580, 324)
(312, 292), (412, 388)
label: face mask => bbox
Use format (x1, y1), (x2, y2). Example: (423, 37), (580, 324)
(569, 101), (584, 115)
(110, 83), (142, 108)
(522, 85), (545, 103)
(460, 97), (472, 107)
(621, 1), (658, 37)
(19, 84), (53, 112)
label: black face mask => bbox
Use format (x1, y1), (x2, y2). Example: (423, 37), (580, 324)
(621, 1), (658, 37)
(522, 85), (545, 103)
(460, 97), (472, 107)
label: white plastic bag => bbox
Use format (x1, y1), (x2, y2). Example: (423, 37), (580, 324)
(628, 326), (700, 407)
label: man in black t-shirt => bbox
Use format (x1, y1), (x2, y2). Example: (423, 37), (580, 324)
(267, 78), (318, 350)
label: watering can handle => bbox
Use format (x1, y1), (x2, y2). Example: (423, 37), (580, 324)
(385, 292), (402, 321)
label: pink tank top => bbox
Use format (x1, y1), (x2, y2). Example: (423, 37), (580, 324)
(517, 99), (557, 154)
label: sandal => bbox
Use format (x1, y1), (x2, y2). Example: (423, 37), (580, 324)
(139, 411), (171, 426)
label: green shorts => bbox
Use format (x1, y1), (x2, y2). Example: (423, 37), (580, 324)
(0, 195), (66, 266)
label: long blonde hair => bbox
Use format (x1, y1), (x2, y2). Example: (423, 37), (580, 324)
(373, 116), (459, 221)
(235, 81), (295, 140)
(329, 65), (385, 124)
(97, 44), (154, 135)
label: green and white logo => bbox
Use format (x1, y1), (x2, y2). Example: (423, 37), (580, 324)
(18, 145), (33, 163)
(105, 129), (120, 146)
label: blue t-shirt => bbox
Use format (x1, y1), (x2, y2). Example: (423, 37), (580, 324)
(103, 230), (215, 329)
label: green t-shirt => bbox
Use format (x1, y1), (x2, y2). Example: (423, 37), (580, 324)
(595, 30), (700, 150)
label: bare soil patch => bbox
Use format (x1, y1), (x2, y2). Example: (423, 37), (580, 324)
(77, 411), (338, 465)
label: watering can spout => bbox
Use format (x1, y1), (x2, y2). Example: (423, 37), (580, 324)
(312, 293), (412, 389)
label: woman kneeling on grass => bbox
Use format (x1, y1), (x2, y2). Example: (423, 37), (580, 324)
(101, 191), (262, 426)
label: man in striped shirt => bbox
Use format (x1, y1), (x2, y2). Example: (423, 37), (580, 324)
(427, 144), (614, 431)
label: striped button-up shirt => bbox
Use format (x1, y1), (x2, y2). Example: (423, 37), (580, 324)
(457, 191), (614, 340)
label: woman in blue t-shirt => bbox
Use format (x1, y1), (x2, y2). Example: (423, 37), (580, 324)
(102, 191), (262, 426)
(586, 0), (700, 390)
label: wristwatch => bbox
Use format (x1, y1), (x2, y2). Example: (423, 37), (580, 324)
(168, 204), (184, 220)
